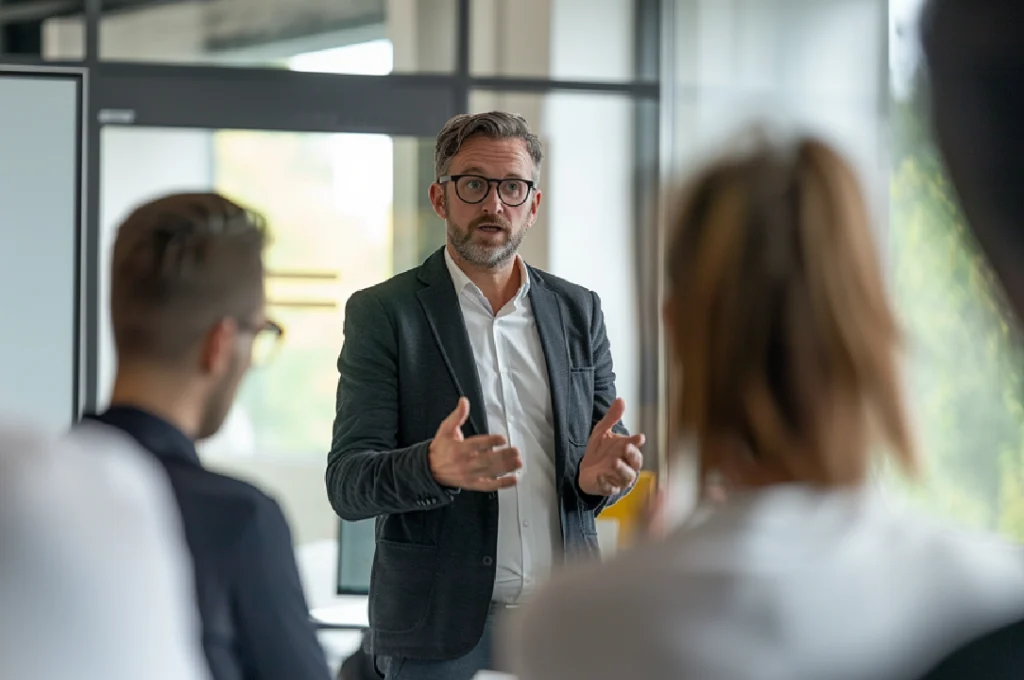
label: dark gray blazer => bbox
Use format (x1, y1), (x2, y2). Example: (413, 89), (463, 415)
(326, 247), (628, 661)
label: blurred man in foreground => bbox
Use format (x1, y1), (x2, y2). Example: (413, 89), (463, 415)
(82, 193), (331, 680)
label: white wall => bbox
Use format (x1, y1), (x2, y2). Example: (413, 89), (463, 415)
(0, 72), (81, 432)
(673, 0), (887, 214)
(550, 0), (634, 81)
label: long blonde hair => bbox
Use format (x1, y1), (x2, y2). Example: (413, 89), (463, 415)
(665, 136), (916, 488)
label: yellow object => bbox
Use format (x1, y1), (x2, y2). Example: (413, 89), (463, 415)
(597, 471), (657, 548)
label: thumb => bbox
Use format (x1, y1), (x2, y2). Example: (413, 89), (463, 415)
(594, 397), (626, 437)
(439, 397), (470, 438)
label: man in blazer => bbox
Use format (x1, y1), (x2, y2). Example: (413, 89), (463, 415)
(327, 111), (645, 680)
(83, 193), (332, 680)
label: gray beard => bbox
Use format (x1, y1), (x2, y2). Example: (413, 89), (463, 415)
(447, 222), (524, 269)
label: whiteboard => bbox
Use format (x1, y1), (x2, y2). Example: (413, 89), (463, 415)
(0, 68), (84, 431)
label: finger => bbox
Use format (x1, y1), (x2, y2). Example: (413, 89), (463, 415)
(482, 447), (522, 477)
(607, 431), (645, 446)
(461, 433), (508, 452)
(607, 460), (637, 489)
(438, 397), (471, 438)
(467, 446), (521, 476)
(467, 474), (519, 492)
(591, 397), (626, 439)
(594, 433), (643, 465)
(623, 445), (644, 471)
(595, 473), (621, 497)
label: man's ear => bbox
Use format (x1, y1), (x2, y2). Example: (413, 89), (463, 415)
(429, 183), (447, 220)
(526, 189), (542, 229)
(199, 318), (237, 377)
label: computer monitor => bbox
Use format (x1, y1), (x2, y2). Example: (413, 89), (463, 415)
(335, 518), (375, 596)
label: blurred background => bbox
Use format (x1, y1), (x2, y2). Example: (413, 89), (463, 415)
(4, 0), (1021, 670)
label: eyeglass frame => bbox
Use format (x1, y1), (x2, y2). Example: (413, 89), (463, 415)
(235, 317), (285, 366)
(437, 174), (537, 207)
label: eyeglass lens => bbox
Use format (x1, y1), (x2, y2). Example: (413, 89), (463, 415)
(455, 175), (530, 206)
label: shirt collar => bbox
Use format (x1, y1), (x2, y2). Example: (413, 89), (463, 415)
(443, 246), (532, 304)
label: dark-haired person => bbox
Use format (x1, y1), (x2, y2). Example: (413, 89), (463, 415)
(327, 111), (645, 679)
(916, 1), (1024, 677)
(82, 192), (331, 680)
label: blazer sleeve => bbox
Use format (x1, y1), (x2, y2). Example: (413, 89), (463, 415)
(575, 290), (636, 514)
(326, 289), (455, 521)
(233, 496), (332, 680)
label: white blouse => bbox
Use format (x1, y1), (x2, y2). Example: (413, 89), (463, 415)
(501, 485), (1024, 680)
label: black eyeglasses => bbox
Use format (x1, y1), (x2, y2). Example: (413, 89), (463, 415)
(237, 318), (285, 367)
(438, 174), (535, 207)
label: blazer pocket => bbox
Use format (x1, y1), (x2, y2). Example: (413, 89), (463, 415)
(567, 367), (595, 445)
(368, 539), (438, 634)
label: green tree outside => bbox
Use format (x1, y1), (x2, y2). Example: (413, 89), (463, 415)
(888, 73), (1024, 538)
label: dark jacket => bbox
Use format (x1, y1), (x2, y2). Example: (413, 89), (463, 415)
(83, 407), (331, 680)
(918, 618), (1024, 680)
(326, 247), (628, 660)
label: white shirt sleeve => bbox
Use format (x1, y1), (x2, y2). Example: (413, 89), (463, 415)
(0, 420), (209, 680)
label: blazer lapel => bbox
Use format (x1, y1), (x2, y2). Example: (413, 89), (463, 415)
(528, 273), (570, 478)
(416, 249), (489, 437)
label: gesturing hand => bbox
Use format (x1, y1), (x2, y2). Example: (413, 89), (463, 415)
(578, 397), (645, 497)
(428, 397), (523, 492)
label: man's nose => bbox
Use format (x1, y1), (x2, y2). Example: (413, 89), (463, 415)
(480, 184), (505, 214)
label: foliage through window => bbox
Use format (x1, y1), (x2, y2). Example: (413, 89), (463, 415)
(887, 5), (1024, 538)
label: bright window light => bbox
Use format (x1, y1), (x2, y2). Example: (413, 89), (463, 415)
(287, 39), (394, 75)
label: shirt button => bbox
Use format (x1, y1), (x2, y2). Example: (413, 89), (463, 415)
(522, 520), (529, 527)
(482, 556), (494, 566)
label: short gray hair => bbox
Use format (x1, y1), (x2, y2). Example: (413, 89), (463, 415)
(434, 111), (543, 181)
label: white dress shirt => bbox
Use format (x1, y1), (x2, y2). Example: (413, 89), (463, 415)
(444, 247), (561, 604)
(504, 484), (1024, 680)
(0, 419), (209, 680)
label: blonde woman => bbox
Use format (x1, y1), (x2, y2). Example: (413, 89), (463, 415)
(501, 137), (1024, 680)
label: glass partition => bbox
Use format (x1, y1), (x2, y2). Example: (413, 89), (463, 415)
(88, 0), (457, 73)
(887, 0), (1024, 540)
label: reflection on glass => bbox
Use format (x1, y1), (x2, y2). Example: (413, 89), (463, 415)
(886, 0), (1024, 540)
(288, 39), (393, 75)
(94, 0), (455, 74)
